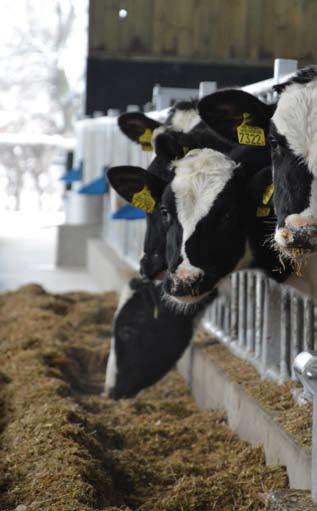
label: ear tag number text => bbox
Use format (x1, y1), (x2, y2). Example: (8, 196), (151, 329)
(237, 112), (266, 146)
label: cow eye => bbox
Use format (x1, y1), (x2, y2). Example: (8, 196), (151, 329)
(268, 136), (279, 150)
(160, 207), (171, 227)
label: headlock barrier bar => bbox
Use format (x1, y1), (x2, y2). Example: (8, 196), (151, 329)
(202, 270), (317, 382)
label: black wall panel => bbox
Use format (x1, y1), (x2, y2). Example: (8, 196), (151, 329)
(86, 58), (272, 115)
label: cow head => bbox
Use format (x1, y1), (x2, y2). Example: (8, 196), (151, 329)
(164, 99), (200, 132)
(118, 100), (200, 152)
(160, 148), (249, 310)
(108, 127), (211, 280)
(270, 67), (317, 259)
(118, 112), (161, 150)
(107, 165), (168, 280)
(105, 277), (211, 399)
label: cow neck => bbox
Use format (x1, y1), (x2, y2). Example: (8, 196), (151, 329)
(230, 144), (272, 180)
(245, 166), (293, 283)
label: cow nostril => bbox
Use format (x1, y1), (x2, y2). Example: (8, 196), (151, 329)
(176, 267), (195, 280)
(280, 228), (291, 240)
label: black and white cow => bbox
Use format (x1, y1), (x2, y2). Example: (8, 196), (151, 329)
(114, 102), (201, 279)
(148, 147), (291, 310)
(109, 101), (235, 279)
(105, 277), (215, 399)
(269, 67), (317, 260)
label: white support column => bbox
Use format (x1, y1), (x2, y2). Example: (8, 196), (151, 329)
(199, 81), (217, 99)
(294, 352), (317, 503)
(273, 58), (298, 83)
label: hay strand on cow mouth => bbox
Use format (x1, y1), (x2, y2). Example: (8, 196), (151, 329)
(265, 233), (309, 276)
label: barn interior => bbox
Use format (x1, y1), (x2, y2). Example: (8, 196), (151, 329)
(0, 1), (317, 510)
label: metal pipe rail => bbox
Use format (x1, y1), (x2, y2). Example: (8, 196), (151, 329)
(104, 203), (146, 271)
(293, 352), (317, 503)
(204, 270), (316, 382)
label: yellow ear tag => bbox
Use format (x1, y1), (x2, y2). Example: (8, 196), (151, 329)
(153, 305), (159, 319)
(132, 185), (156, 213)
(182, 146), (189, 156)
(237, 112), (266, 146)
(256, 206), (271, 217)
(139, 128), (153, 152)
(262, 183), (274, 205)
(256, 183), (274, 217)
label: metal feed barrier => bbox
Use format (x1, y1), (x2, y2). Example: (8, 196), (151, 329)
(203, 270), (317, 382)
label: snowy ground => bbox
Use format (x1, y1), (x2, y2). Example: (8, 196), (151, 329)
(0, 211), (98, 293)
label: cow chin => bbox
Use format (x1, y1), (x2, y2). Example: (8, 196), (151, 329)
(162, 290), (210, 314)
(153, 270), (167, 281)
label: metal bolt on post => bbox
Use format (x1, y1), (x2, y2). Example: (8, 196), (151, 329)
(294, 352), (317, 503)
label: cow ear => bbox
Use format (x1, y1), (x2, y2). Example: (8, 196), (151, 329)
(198, 90), (274, 146)
(107, 166), (166, 213)
(118, 113), (161, 150)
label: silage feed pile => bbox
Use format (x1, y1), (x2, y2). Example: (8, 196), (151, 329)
(0, 285), (289, 511)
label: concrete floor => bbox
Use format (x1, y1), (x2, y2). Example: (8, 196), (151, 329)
(0, 212), (99, 293)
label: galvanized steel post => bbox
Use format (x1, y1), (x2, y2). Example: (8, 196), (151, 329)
(294, 352), (317, 503)
(262, 278), (282, 377)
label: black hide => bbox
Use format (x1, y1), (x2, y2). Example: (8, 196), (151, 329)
(269, 119), (313, 231)
(107, 278), (216, 399)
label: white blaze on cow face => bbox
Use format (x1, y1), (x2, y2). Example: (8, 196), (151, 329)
(272, 80), (317, 237)
(171, 148), (238, 279)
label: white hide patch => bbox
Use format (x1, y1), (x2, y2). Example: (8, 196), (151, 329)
(105, 336), (117, 393)
(301, 178), (317, 221)
(171, 149), (238, 271)
(273, 79), (317, 221)
(273, 81), (317, 174)
(104, 283), (135, 393)
(151, 108), (200, 148)
(170, 109), (200, 133)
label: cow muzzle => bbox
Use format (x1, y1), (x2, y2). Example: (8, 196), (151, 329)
(275, 217), (317, 256)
